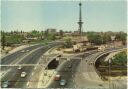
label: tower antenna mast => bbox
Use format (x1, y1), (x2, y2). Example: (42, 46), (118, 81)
(78, 2), (83, 35)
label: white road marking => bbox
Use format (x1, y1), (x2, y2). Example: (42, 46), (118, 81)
(7, 46), (44, 67)
(27, 82), (30, 86)
(34, 67), (37, 70)
(32, 72), (34, 76)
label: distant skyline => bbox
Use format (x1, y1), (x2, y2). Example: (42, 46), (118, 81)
(1, 0), (127, 32)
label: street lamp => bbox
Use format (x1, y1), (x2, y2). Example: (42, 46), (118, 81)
(108, 58), (112, 89)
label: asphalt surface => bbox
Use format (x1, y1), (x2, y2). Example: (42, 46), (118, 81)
(48, 53), (91, 88)
(1, 44), (44, 65)
(1, 42), (62, 88)
(48, 47), (126, 88)
(1, 45), (126, 88)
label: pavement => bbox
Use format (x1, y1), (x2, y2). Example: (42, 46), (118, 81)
(1, 44), (126, 88)
(47, 47), (127, 89)
(1, 41), (63, 88)
(1, 44), (39, 58)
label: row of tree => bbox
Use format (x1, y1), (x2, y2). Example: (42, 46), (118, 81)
(86, 31), (127, 45)
(1, 30), (127, 50)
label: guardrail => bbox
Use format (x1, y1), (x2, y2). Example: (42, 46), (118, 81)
(93, 48), (126, 81)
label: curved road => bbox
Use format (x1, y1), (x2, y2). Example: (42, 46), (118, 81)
(48, 47), (126, 89)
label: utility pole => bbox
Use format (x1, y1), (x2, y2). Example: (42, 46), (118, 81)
(77, 2), (83, 35)
(109, 58), (111, 89)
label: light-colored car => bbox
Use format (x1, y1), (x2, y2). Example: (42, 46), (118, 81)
(21, 72), (27, 77)
(2, 81), (9, 88)
(17, 66), (22, 70)
(26, 50), (29, 52)
(59, 79), (66, 86)
(54, 74), (61, 81)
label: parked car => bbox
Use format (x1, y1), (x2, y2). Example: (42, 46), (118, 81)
(1, 81), (10, 88)
(21, 72), (27, 77)
(59, 79), (67, 86)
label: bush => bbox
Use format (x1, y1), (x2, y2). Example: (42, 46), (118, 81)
(111, 51), (127, 66)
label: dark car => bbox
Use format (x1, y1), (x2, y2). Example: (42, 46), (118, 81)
(1, 81), (10, 88)
(59, 79), (67, 86)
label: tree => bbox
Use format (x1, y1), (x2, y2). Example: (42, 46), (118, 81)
(87, 32), (102, 45)
(51, 34), (56, 40)
(102, 33), (111, 44)
(31, 30), (41, 37)
(59, 30), (64, 37)
(41, 31), (44, 40)
(44, 30), (48, 38)
(1, 31), (6, 50)
(64, 38), (72, 48)
(115, 32), (127, 45)
(111, 51), (127, 66)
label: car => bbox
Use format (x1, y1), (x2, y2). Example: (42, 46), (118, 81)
(59, 79), (66, 86)
(26, 50), (29, 52)
(1, 81), (9, 88)
(17, 66), (22, 70)
(54, 74), (61, 81)
(21, 72), (27, 77)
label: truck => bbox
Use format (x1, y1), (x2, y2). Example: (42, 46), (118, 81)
(98, 46), (105, 52)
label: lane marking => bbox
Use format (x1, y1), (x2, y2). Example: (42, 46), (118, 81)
(32, 72), (34, 76)
(34, 67), (37, 70)
(27, 81), (30, 86)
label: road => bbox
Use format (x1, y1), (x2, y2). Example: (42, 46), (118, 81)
(48, 47), (126, 89)
(1, 45), (126, 88)
(48, 52), (93, 88)
(1, 42), (62, 88)
(1, 44), (46, 65)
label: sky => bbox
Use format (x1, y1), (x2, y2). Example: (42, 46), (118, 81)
(1, 0), (127, 32)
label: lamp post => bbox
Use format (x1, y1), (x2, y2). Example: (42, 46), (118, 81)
(108, 58), (112, 89)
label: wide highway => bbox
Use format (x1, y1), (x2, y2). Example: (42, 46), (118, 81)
(1, 41), (62, 88)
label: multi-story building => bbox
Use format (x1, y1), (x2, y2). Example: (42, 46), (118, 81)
(47, 28), (56, 34)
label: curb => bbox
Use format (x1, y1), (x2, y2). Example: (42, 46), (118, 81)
(93, 48), (126, 81)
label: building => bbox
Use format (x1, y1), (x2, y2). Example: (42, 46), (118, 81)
(47, 28), (56, 34)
